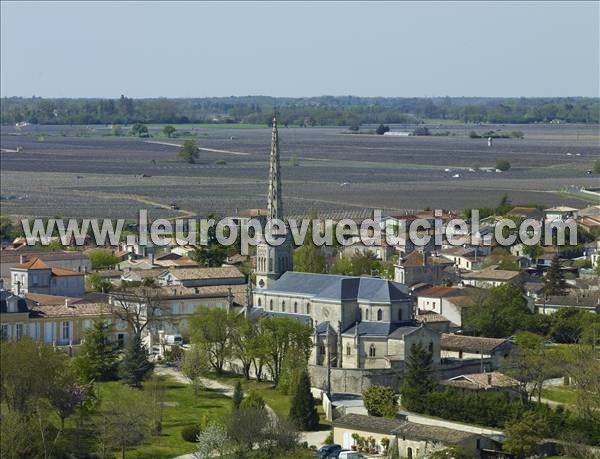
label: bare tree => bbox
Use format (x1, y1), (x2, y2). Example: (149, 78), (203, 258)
(109, 286), (167, 337)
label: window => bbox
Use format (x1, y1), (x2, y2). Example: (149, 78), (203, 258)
(62, 321), (71, 341)
(257, 298), (262, 307)
(369, 344), (376, 357)
(398, 310), (403, 321)
(306, 303), (311, 314)
(377, 309), (382, 321)
(269, 300), (273, 311)
(281, 301), (286, 312)
(365, 309), (370, 321)
(346, 344), (351, 356)
(294, 302), (298, 313)
(319, 343), (325, 355)
(15, 323), (23, 340)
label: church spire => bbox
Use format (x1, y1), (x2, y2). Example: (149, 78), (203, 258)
(267, 117), (283, 221)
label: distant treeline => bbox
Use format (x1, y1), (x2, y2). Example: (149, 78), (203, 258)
(1, 95), (598, 126)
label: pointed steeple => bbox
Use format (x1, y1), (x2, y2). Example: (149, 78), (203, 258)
(267, 117), (283, 221)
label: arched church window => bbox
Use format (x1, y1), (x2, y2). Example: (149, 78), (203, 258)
(257, 298), (262, 307)
(365, 309), (370, 321)
(398, 309), (403, 321)
(346, 344), (351, 356)
(319, 343), (325, 355)
(306, 303), (311, 314)
(294, 302), (298, 313)
(269, 300), (273, 311)
(377, 309), (382, 321)
(281, 301), (286, 312)
(369, 344), (376, 357)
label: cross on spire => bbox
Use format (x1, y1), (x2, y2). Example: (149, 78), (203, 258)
(267, 117), (283, 221)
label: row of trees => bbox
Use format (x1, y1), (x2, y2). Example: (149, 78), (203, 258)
(3, 96), (598, 125)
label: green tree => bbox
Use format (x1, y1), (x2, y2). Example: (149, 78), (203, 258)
(179, 344), (208, 397)
(548, 307), (589, 344)
(85, 272), (114, 292)
(240, 390), (265, 411)
(362, 385), (399, 418)
(293, 211), (326, 274)
(118, 333), (154, 388)
(232, 381), (244, 410)
(111, 124), (122, 136)
(190, 307), (238, 374)
(464, 283), (532, 338)
(129, 123), (148, 137)
(162, 125), (176, 138)
(330, 256), (353, 275)
(288, 371), (319, 430)
(522, 243), (543, 262)
(191, 244), (227, 267)
(89, 250), (120, 269)
(73, 319), (118, 382)
(543, 254), (567, 297)
(427, 446), (472, 459)
(503, 412), (541, 458)
(178, 139), (199, 163)
(400, 342), (435, 412)
(495, 159), (511, 171)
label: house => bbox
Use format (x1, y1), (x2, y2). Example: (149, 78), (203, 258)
(544, 206), (578, 222)
(0, 251), (91, 282)
(438, 247), (486, 270)
(416, 310), (455, 333)
(441, 372), (523, 399)
(153, 253), (198, 268)
(157, 266), (245, 288)
(416, 285), (482, 327)
(10, 257), (85, 297)
(332, 413), (491, 458)
(394, 250), (453, 286)
(534, 294), (599, 315)
(0, 287), (115, 351)
(461, 266), (524, 288)
(440, 334), (514, 369)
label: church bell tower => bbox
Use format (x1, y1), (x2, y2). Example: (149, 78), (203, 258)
(255, 118), (294, 289)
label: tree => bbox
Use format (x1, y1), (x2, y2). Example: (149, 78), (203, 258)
(400, 342), (435, 412)
(47, 378), (88, 430)
(191, 244), (227, 267)
(194, 422), (230, 459)
(86, 272), (113, 293)
(180, 345), (208, 397)
(232, 381), (244, 410)
(96, 386), (152, 459)
(118, 333), (154, 388)
(111, 124), (122, 136)
(427, 445), (472, 459)
(293, 211), (326, 274)
(503, 412), (541, 458)
(110, 286), (166, 336)
(376, 124), (390, 135)
(190, 307), (238, 374)
(288, 371), (319, 430)
(89, 251), (120, 269)
(543, 254), (567, 297)
(464, 283), (533, 338)
(495, 159), (511, 171)
(522, 243), (543, 262)
(227, 407), (269, 452)
(162, 125), (176, 138)
(260, 316), (313, 383)
(240, 390), (266, 411)
(178, 139), (200, 163)
(129, 123), (148, 137)
(362, 385), (398, 418)
(73, 319), (118, 382)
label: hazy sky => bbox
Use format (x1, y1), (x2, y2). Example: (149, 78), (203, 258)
(1, 1), (598, 98)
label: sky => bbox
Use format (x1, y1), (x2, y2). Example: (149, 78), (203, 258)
(1, 1), (598, 98)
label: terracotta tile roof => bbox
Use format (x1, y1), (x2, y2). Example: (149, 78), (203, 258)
(14, 256), (50, 270)
(167, 266), (244, 281)
(24, 293), (84, 306)
(417, 285), (463, 298)
(29, 302), (109, 318)
(441, 333), (510, 353)
(442, 372), (520, 390)
(1, 251), (89, 264)
(401, 251), (427, 267)
(50, 267), (83, 277)
(461, 267), (521, 281)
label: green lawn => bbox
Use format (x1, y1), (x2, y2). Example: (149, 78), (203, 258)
(94, 377), (232, 459)
(204, 371), (330, 427)
(542, 386), (578, 405)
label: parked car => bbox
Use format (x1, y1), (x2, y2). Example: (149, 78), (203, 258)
(164, 334), (183, 345)
(315, 444), (342, 458)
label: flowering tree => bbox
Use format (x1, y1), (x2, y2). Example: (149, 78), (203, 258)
(194, 422), (230, 459)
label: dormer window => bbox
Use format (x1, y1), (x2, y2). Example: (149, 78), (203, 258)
(346, 344), (351, 356)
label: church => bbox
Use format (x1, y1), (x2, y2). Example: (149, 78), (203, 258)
(251, 119), (441, 372)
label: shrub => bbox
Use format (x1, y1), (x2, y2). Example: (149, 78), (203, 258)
(362, 385), (398, 418)
(468, 131), (481, 139)
(181, 424), (200, 442)
(495, 159), (511, 171)
(324, 432), (333, 444)
(376, 124), (390, 135)
(215, 160), (227, 165)
(412, 126), (430, 136)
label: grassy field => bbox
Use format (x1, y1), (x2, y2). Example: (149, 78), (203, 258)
(94, 377), (232, 459)
(542, 386), (578, 405)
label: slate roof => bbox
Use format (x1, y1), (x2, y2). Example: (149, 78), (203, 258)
(342, 321), (416, 337)
(262, 271), (409, 304)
